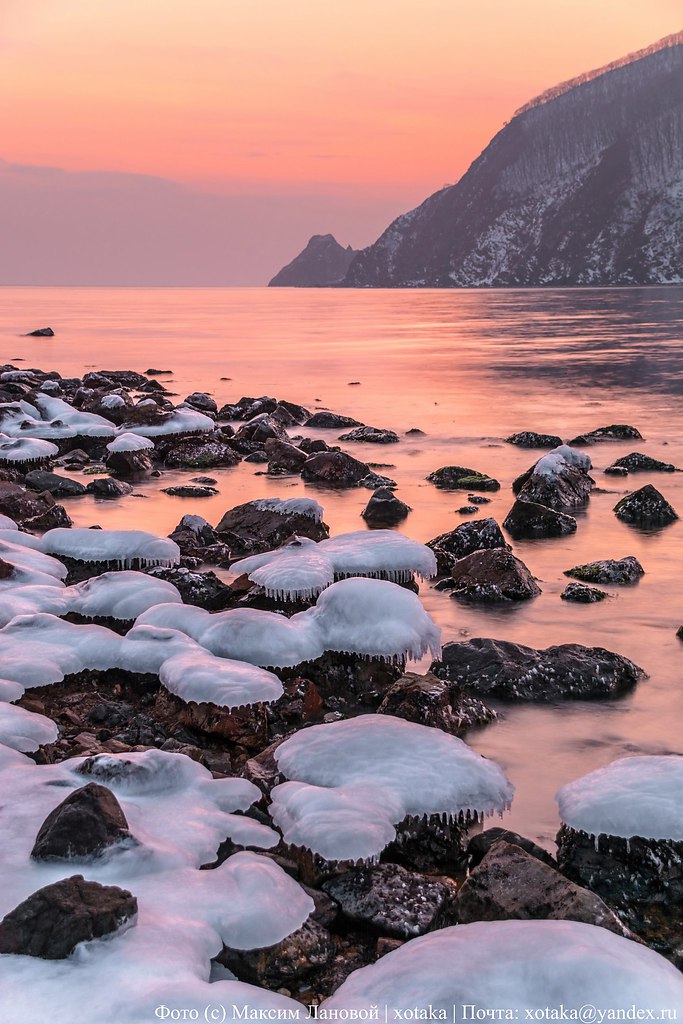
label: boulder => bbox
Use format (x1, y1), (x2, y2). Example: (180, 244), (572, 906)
(0, 876), (137, 959)
(455, 841), (630, 936)
(215, 498), (329, 556)
(24, 470), (87, 498)
(561, 583), (608, 603)
(338, 426), (399, 444)
(377, 671), (495, 735)
(217, 918), (335, 987)
(514, 460), (593, 511)
(23, 504), (73, 532)
(449, 548), (540, 603)
(0, 481), (55, 523)
(162, 485), (218, 498)
(234, 414), (288, 443)
(431, 638), (644, 701)
(304, 411), (362, 429)
(570, 424), (643, 445)
(427, 517), (508, 575)
(160, 436), (241, 469)
(168, 515), (230, 563)
(503, 499), (577, 539)
(85, 478), (133, 499)
(467, 828), (556, 869)
(184, 392), (217, 414)
(301, 451), (370, 487)
(564, 556), (644, 585)
(145, 566), (233, 610)
(505, 431), (563, 449)
(609, 452), (676, 473)
(105, 449), (154, 476)
(27, 327), (55, 337)
(427, 465), (500, 491)
(264, 438), (308, 475)
(613, 484), (678, 527)
(361, 487), (411, 526)
(322, 863), (457, 939)
(274, 400), (310, 424)
(31, 783), (131, 860)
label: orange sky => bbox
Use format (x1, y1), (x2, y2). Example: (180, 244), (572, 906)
(1, 0), (681, 282)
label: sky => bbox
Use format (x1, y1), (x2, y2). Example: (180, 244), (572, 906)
(2, 0), (681, 285)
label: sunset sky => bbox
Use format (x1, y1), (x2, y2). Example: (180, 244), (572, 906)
(2, 0), (681, 284)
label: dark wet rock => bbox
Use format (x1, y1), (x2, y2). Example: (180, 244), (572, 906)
(561, 582), (608, 603)
(604, 465), (629, 477)
(27, 327), (55, 337)
(146, 565), (234, 610)
(269, 405), (298, 428)
(105, 448), (153, 476)
(86, 477), (133, 499)
(145, 368), (172, 376)
(184, 392), (217, 414)
(339, 426), (399, 444)
(609, 452), (676, 473)
(323, 863), (457, 939)
(235, 396), (279, 420)
(31, 783), (131, 861)
(505, 431), (563, 449)
(449, 548), (540, 603)
(455, 840), (630, 936)
(427, 518), (509, 575)
(427, 465), (500, 492)
(138, 379), (169, 394)
(0, 875), (137, 959)
(287, 651), (401, 705)
(431, 637), (644, 701)
(241, 738), (286, 799)
(468, 495), (491, 504)
(613, 484), (678, 527)
(405, 427), (425, 436)
(564, 556), (644, 585)
(243, 450), (269, 463)
(270, 676), (324, 728)
(160, 435), (241, 469)
(503, 499), (577, 539)
(190, 476), (217, 485)
(457, 505), (478, 514)
(301, 451), (370, 488)
(265, 438), (308, 475)
(23, 504), (73, 531)
(377, 671), (495, 735)
(215, 498), (329, 556)
(24, 470), (87, 498)
(570, 424), (643, 445)
(154, 687), (268, 749)
(467, 828), (556, 870)
(168, 516), (230, 563)
(218, 918), (336, 987)
(359, 471), (397, 490)
(0, 481), (55, 523)
(514, 460), (593, 512)
(162, 484), (218, 498)
(361, 487), (411, 526)
(234, 414), (288, 444)
(556, 826), (683, 965)
(298, 437), (331, 455)
(92, 369), (148, 390)
(275, 400), (310, 425)
(305, 411), (362, 429)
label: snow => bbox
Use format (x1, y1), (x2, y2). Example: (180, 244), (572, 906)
(551, 444), (592, 471)
(271, 714), (513, 862)
(557, 754), (683, 840)
(324, 920), (683, 1014)
(106, 432), (155, 452)
(41, 528), (180, 568)
(99, 394), (125, 409)
(253, 496), (324, 521)
(159, 649), (283, 709)
(0, 435), (59, 464)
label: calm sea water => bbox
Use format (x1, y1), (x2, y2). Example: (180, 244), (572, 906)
(3, 285), (683, 850)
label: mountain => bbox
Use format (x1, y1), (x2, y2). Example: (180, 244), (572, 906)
(343, 31), (683, 288)
(269, 234), (358, 286)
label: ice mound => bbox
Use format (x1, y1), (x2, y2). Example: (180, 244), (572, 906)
(105, 432), (155, 452)
(0, 538), (68, 585)
(0, 435), (59, 466)
(0, 585), (67, 628)
(0, 748), (314, 1024)
(159, 649), (283, 709)
(41, 527), (180, 569)
(232, 537), (335, 601)
(557, 755), (683, 841)
(0, 703), (58, 752)
(69, 570), (182, 620)
(0, 614), (127, 687)
(0, 515), (18, 530)
(125, 407), (214, 437)
(534, 445), (592, 478)
(271, 714), (513, 862)
(0, 678), (25, 702)
(0, 395), (118, 440)
(253, 496), (324, 521)
(323, 920), (683, 1014)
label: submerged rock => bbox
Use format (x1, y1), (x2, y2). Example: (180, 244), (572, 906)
(301, 451), (370, 487)
(570, 424), (643, 445)
(427, 465), (500, 492)
(162, 484), (218, 498)
(561, 582), (608, 603)
(86, 478), (134, 499)
(505, 431), (563, 449)
(427, 517), (509, 575)
(215, 498), (329, 556)
(305, 411), (362, 429)
(377, 671), (495, 735)
(564, 556), (644, 585)
(431, 638), (644, 700)
(338, 426), (399, 444)
(613, 484), (678, 527)
(449, 548), (540, 603)
(31, 783), (131, 861)
(361, 487), (411, 526)
(609, 452), (676, 473)
(0, 875), (137, 959)
(27, 327), (55, 337)
(503, 499), (577, 539)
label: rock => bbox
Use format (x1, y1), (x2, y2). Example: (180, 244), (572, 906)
(427, 466), (500, 491)
(105, 449), (154, 476)
(26, 327), (55, 337)
(168, 514), (230, 563)
(85, 478), (134, 499)
(505, 431), (563, 449)
(298, 437), (331, 455)
(427, 518), (509, 575)
(431, 637), (644, 701)
(160, 436), (241, 469)
(31, 783), (131, 860)
(145, 566), (233, 610)
(275, 401), (310, 425)
(377, 671), (495, 735)
(154, 688), (268, 750)
(609, 452), (676, 472)
(561, 582), (608, 603)
(234, 414), (287, 444)
(145, 368), (173, 375)
(359, 472), (397, 489)
(338, 426), (399, 444)
(514, 460), (593, 511)
(0, 481), (55, 523)
(323, 863), (457, 939)
(361, 487), (411, 526)
(138, 379), (169, 394)
(215, 498), (329, 556)
(604, 465), (629, 476)
(449, 548), (540, 603)
(301, 451), (370, 488)
(613, 484), (678, 526)
(467, 496), (491, 504)
(570, 424), (643, 445)
(88, 369), (148, 390)
(304, 411), (362, 429)
(0, 875), (137, 959)
(503, 499), (577, 539)
(184, 392), (217, 414)
(455, 841), (630, 936)
(24, 470), (87, 498)
(467, 828), (557, 869)
(564, 556), (644, 584)
(457, 506), (478, 514)
(217, 918), (335, 987)
(162, 485), (218, 498)
(23, 504), (73, 531)
(190, 476), (217, 485)
(265, 439), (308, 475)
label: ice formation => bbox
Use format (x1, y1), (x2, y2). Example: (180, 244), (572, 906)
(270, 714), (513, 862)
(0, 703), (58, 752)
(159, 649), (283, 709)
(533, 445), (592, 477)
(232, 537), (335, 601)
(0, 435), (59, 466)
(0, 515), (18, 530)
(105, 432), (155, 452)
(0, 396), (117, 440)
(0, 537), (68, 586)
(68, 570), (182, 620)
(323, 920), (683, 1014)
(252, 496), (324, 521)
(0, 748), (313, 1024)
(0, 678), (25, 702)
(557, 755), (683, 841)
(125, 408), (214, 437)
(41, 528), (180, 569)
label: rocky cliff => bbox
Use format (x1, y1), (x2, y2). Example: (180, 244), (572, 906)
(269, 234), (358, 286)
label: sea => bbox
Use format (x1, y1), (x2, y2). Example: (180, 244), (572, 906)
(3, 284), (683, 850)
